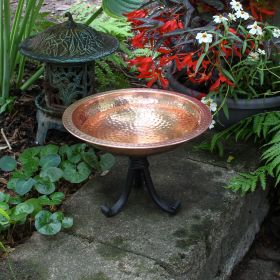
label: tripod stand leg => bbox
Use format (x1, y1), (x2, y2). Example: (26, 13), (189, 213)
(101, 169), (134, 217)
(142, 168), (181, 214)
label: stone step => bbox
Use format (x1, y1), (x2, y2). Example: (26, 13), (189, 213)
(0, 142), (268, 280)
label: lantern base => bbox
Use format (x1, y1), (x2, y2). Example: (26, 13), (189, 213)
(35, 109), (66, 145)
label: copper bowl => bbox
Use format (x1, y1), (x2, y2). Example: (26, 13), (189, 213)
(62, 88), (212, 156)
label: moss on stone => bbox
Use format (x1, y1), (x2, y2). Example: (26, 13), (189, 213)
(82, 272), (111, 280)
(173, 228), (188, 238)
(96, 244), (127, 260)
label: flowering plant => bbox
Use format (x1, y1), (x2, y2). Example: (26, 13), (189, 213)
(126, 0), (280, 120)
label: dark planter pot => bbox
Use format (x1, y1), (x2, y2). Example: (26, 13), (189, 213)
(166, 67), (280, 128)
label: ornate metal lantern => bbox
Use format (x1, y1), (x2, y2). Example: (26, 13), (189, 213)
(19, 13), (119, 144)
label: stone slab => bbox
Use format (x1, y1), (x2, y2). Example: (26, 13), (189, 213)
(0, 233), (171, 280)
(63, 144), (268, 280)
(0, 142), (268, 280)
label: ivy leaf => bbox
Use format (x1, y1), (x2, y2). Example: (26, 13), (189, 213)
(40, 144), (59, 157)
(34, 178), (56, 195)
(35, 210), (62, 235)
(99, 153), (115, 172)
(0, 156), (17, 172)
(15, 178), (36, 196)
(63, 162), (91, 183)
(40, 167), (63, 182)
(39, 154), (61, 168)
(62, 217), (73, 229)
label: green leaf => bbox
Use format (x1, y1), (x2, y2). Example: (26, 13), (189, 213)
(15, 178), (36, 195)
(99, 153), (115, 172)
(40, 167), (63, 182)
(0, 202), (9, 211)
(0, 208), (10, 221)
(40, 144), (59, 157)
(221, 68), (235, 83)
(7, 178), (18, 190)
(51, 211), (64, 222)
(19, 147), (41, 173)
(50, 192), (65, 205)
(195, 53), (206, 74)
(102, 0), (145, 17)
(35, 210), (62, 235)
(82, 149), (99, 169)
(34, 178), (56, 195)
(25, 198), (42, 215)
(62, 217), (73, 229)
(39, 154), (61, 168)
(59, 145), (72, 159)
(14, 202), (34, 216)
(63, 162), (92, 183)
(0, 156), (17, 172)
(0, 192), (7, 202)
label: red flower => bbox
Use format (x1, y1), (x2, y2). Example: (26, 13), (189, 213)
(210, 73), (235, 92)
(131, 31), (148, 48)
(159, 19), (184, 34)
(125, 9), (148, 26)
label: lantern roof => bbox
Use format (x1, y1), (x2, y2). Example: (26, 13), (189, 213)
(19, 13), (119, 64)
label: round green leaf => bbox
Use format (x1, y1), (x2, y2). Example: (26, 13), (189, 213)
(19, 147), (41, 173)
(40, 144), (59, 157)
(51, 211), (64, 222)
(40, 167), (63, 182)
(0, 208), (10, 221)
(0, 156), (17, 172)
(14, 202), (34, 216)
(0, 202), (9, 211)
(63, 162), (91, 184)
(39, 154), (61, 168)
(50, 192), (65, 205)
(100, 153), (115, 172)
(62, 217), (73, 229)
(102, 0), (145, 17)
(34, 179), (56, 195)
(35, 210), (62, 235)
(25, 198), (42, 215)
(15, 178), (36, 196)
(0, 192), (7, 202)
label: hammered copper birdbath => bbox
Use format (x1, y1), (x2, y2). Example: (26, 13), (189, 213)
(63, 88), (212, 217)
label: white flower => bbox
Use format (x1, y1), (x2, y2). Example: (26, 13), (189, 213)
(209, 120), (216, 129)
(247, 21), (263, 35)
(257, 48), (265, 55)
(248, 51), (259, 60)
(230, 1), (243, 11)
(196, 32), (213, 44)
(235, 10), (250, 20)
(228, 13), (237, 21)
(201, 97), (217, 112)
(213, 15), (228, 24)
(272, 28), (280, 38)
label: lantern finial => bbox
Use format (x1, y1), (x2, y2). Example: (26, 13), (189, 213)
(65, 12), (76, 27)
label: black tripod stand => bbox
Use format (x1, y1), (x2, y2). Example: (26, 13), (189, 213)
(101, 157), (181, 217)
